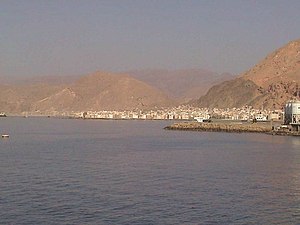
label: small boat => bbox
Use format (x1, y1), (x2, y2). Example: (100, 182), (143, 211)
(1, 134), (9, 138)
(0, 113), (7, 117)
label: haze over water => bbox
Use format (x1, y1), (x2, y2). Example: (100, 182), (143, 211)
(1, 118), (300, 224)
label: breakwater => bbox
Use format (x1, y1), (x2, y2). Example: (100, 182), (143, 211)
(165, 122), (271, 133)
(165, 122), (300, 136)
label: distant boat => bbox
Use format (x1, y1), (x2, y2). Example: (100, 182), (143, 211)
(2, 134), (9, 138)
(0, 113), (7, 117)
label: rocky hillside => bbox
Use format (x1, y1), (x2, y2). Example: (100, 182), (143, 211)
(196, 39), (300, 109)
(243, 40), (300, 86)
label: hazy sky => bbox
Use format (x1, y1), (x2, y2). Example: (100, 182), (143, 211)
(1, 0), (300, 77)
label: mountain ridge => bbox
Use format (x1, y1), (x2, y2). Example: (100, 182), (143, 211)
(1, 71), (176, 114)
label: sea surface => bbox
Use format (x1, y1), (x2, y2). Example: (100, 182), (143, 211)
(0, 117), (299, 225)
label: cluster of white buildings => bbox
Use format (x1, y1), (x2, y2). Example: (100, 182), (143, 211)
(45, 100), (300, 132)
(69, 105), (283, 122)
(71, 106), (210, 121)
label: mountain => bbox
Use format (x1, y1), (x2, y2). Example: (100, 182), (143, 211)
(195, 39), (300, 109)
(0, 68), (235, 114)
(126, 69), (235, 102)
(31, 71), (174, 112)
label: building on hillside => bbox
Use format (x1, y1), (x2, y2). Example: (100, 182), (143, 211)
(284, 100), (300, 131)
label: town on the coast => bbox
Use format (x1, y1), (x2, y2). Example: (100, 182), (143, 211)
(69, 105), (280, 122)
(63, 100), (299, 133)
(2, 100), (300, 136)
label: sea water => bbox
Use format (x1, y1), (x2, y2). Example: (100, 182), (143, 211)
(0, 118), (299, 224)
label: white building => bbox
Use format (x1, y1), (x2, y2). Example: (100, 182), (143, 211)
(284, 101), (300, 124)
(284, 101), (300, 131)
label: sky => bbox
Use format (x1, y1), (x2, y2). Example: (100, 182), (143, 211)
(1, 0), (300, 78)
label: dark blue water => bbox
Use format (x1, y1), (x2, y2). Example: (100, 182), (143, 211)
(0, 118), (299, 224)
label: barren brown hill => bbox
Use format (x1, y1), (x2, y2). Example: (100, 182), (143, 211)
(242, 39), (300, 86)
(33, 71), (174, 112)
(196, 39), (300, 109)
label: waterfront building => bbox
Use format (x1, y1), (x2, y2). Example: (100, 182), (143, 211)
(284, 100), (300, 131)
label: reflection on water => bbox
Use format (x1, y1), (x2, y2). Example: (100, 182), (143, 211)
(0, 118), (299, 224)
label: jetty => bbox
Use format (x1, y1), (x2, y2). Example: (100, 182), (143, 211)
(164, 121), (300, 136)
(165, 122), (272, 133)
